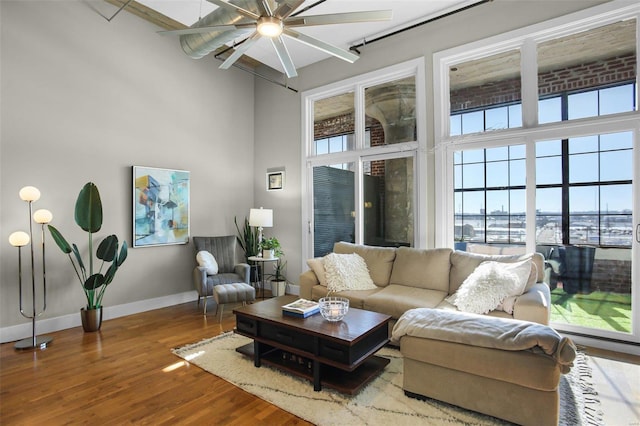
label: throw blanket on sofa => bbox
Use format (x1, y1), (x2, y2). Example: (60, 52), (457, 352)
(391, 308), (576, 373)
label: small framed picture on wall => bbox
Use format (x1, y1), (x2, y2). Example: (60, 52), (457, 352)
(267, 171), (284, 191)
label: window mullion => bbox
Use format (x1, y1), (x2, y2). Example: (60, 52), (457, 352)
(561, 136), (570, 245)
(521, 38), (538, 127)
(354, 85), (365, 150)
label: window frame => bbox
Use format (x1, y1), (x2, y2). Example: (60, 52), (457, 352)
(302, 58), (427, 261)
(433, 1), (640, 348)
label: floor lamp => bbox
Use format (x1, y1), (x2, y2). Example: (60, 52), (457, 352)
(8, 186), (54, 350)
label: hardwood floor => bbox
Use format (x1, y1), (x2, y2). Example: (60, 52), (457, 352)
(0, 301), (311, 425)
(1, 301), (638, 425)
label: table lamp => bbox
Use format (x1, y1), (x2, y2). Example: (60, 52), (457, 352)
(249, 207), (273, 252)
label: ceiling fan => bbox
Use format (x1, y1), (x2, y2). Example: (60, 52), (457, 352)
(159, 0), (392, 78)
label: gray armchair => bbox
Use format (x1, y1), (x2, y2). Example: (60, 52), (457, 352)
(192, 236), (250, 314)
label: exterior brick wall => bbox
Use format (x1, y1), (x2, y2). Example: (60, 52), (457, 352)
(313, 114), (386, 178)
(451, 52), (636, 112)
(313, 113), (355, 138)
(591, 258), (632, 293)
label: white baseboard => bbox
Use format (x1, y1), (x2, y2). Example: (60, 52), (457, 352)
(563, 333), (640, 356)
(286, 284), (300, 296)
(8, 289), (635, 356)
(0, 291), (198, 344)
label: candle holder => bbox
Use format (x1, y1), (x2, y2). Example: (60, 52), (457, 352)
(8, 186), (54, 350)
(319, 296), (349, 322)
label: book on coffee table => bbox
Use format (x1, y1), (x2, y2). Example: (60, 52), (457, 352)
(282, 298), (320, 318)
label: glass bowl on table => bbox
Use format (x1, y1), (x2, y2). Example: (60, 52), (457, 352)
(318, 296), (349, 322)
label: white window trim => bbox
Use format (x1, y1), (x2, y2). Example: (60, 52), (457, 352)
(433, 1), (640, 347)
(435, 1), (640, 248)
(301, 58), (427, 263)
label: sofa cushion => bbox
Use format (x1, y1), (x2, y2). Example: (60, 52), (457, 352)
(400, 336), (562, 391)
(323, 253), (376, 292)
(446, 259), (531, 314)
(449, 251), (542, 294)
(333, 242), (396, 287)
(311, 285), (381, 309)
(436, 298), (512, 320)
(364, 284), (448, 319)
(306, 257), (328, 287)
(388, 247), (452, 292)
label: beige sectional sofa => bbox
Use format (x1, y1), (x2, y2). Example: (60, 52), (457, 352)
(300, 242), (574, 425)
(300, 241), (551, 327)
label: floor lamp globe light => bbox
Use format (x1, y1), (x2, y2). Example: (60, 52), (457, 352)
(8, 185), (54, 350)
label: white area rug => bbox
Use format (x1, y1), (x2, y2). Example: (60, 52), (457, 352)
(173, 332), (603, 425)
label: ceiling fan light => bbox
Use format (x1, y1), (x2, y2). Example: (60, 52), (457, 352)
(257, 17), (283, 37)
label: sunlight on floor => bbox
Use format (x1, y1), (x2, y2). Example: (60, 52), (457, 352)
(162, 361), (189, 373)
(162, 350), (205, 372)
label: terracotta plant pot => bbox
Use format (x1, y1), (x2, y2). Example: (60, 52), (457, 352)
(80, 307), (103, 332)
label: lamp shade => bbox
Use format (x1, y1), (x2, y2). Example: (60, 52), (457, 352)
(249, 207), (273, 228)
(9, 231), (30, 247)
(19, 186), (41, 202)
(33, 209), (53, 224)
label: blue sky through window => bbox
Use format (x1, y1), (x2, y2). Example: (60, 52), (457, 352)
(451, 82), (635, 246)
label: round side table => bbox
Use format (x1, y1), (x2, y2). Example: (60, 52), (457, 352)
(248, 256), (279, 299)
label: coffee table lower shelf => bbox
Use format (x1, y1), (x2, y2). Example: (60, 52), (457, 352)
(236, 342), (390, 395)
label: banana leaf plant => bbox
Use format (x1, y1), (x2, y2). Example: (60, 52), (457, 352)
(48, 182), (128, 310)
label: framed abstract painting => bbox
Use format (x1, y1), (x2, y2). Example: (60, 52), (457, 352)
(132, 166), (190, 247)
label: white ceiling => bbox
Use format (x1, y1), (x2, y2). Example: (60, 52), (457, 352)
(137, 0), (482, 74)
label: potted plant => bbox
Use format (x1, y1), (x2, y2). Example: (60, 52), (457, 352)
(234, 216), (260, 259)
(260, 237), (280, 259)
(235, 216), (261, 282)
(270, 257), (287, 297)
(48, 182), (128, 332)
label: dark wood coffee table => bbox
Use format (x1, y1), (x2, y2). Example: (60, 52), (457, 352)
(233, 295), (391, 394)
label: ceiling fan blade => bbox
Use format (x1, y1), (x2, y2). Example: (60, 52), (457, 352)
(258, 0), (273, 17)
(285, 10), (393, 27)
(206, 0), (260, 21)
(283, 28), (359, 63)
(274, 0), (305, 19)
(270, 36), (297, 78)
(219, 32), (261, 70)
(158, 24), (248, 36)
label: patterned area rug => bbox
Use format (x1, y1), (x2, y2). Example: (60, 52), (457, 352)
(172, 332), (603, 425)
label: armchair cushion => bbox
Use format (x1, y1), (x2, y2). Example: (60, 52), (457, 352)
(196, 251), (218, 275)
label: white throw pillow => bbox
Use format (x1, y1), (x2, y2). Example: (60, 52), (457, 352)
(306, 257), (328, 287)
(196, 250), (218, 275)
(323, 253), (376, 293)
(495, 259), (533, 314)
(448, 259), (531, 315)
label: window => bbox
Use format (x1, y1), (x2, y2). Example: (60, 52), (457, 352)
(449, 49), (522, 136)
(314, 132), (371, 170)
(435, 4), (639, 346)
(536, 131), (633, 248)
(304, 59), (426, 257)
(454, 145), (526, 245)
(537, 20), (637, 123)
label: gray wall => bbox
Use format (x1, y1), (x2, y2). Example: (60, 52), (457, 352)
(1, 1), (255, 331)
(253, 0), (607, 281)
